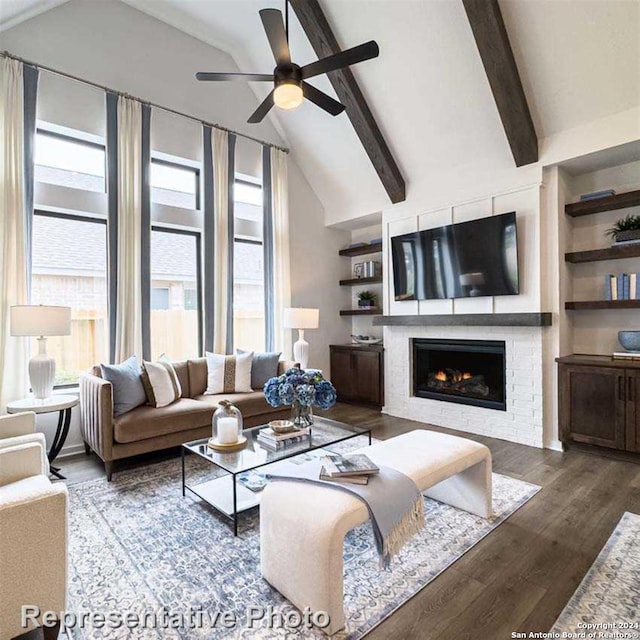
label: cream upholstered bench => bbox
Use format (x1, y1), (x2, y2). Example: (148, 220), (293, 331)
(260, 429), (492, 635)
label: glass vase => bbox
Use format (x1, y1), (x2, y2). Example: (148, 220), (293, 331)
(212, 401), (243, 444)
(291, 400), (313, 428)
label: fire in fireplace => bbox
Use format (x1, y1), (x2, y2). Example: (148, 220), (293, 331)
(413, 338), (506, 410)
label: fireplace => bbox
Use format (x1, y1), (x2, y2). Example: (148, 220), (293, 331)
(413, 338), (506, 411)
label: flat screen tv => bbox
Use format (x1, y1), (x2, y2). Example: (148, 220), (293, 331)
(391, 211), (519, 301)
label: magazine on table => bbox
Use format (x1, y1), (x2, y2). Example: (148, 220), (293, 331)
(319, 466), (369, 485)
(320, 454), (379, 477)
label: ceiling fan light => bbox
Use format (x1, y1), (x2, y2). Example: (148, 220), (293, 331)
(274, 82), (303, 110)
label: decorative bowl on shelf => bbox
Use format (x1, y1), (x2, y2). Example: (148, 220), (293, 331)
(351, 335), (383, 345)
(618, 331), (640, 352)
(268, 419), (296, 434)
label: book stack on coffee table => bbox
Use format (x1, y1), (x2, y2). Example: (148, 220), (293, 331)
(257, 426), (310, 450)
(319, 454), (379, 485)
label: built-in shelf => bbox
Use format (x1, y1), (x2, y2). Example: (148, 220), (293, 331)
(565, 189), (640, 217)
(339, 276), (383, 286)
(565, 300), (640, 310)
(373, 313), (552, 327)
(565, 244), (640, 263)
(338, 241), (383, 257)
(340, 308), (382, 316)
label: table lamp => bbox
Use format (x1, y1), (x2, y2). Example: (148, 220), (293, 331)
(283, 308), (319, 369)
(10, 305), (72, 399)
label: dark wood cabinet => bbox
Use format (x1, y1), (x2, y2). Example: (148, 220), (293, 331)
(558, 355), (640, 453)
(625, 369), (640, 453)
(330, 344), (384, 408)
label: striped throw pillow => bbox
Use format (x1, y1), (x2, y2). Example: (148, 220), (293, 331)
(204, 351), (253, 394)
(141, 358), (182, 408)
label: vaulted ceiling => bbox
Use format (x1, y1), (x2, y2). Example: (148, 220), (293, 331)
(2, 0), (639, 224)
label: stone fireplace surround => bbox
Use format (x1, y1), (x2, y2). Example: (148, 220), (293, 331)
(383, 324), (544, 448)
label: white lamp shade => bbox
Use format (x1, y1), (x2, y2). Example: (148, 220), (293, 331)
(283, 308), (319, 330)
(459, 272), (485, 286)
(10, 305), (72, 337)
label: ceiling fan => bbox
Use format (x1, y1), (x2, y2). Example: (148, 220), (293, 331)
(195, 2), (379, 124)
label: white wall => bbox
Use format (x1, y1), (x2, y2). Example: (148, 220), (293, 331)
(287, 158), (351, 374)
(1, 0), (350, 457)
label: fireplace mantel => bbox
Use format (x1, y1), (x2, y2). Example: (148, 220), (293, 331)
(373, 313), (552, 327)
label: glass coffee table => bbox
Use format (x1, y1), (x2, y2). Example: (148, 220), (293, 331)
(181, 417), (372, 535)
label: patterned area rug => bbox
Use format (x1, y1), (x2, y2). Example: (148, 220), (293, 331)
(551, 511), (640, 633)
(65, 440), (540, 639)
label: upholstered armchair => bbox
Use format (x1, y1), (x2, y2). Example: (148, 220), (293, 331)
(0, 411), (49, 470)
(0, 412), (68, 640)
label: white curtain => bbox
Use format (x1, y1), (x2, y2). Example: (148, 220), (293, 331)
(212, 128), (230, 354)
(271, 148), (292, 357)
(0, 58), (29, 410)
(114, 96), (143, 362)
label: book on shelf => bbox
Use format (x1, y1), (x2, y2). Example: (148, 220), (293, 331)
(624, 274), (630, 301)
(613, 352), (640, 360)
(320, 454), (379, 477)
(319, 466), (369, 485)
(579, 189), (615, 201)
(257, 434), (308, 450)
(258, 427), (310, 442)
(605, 274), (612, 301)
(617, 274), (625, 300)
(606, 273), (640, 301)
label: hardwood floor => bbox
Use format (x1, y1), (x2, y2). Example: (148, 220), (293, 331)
(57, 403), (640, 640)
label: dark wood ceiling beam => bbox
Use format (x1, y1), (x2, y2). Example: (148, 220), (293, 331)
(462, 0), (538, 166)
(289, 0), (406, 204)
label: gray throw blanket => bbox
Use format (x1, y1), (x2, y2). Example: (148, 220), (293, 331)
(267, 460), (425, 568)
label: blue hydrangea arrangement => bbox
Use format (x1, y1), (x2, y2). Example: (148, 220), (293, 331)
(264, 368), (337, 411)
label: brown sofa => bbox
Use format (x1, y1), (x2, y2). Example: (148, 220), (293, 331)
(80, 358), (295, 481)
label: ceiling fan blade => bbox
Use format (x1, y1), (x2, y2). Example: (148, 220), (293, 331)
(196, 72), (272, 82)
(302, 82), (345, 116)
(247, 90), (275, 124)
(259, 8), (291, 65)
(301, 40), (379, 79)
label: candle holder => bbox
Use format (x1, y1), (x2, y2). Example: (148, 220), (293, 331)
(209, 401), (246, 451)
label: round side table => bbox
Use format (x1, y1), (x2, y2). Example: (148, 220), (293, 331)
(6, 395), (78, 480)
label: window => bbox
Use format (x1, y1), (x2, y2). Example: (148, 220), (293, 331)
(233, 178), (265, 353)
(150, 228), (201, 360)
(151, 288), (170, 310)
(151, 159), (199, 210)
(31, 212), (108, 385)
(184, 289), (198, 311)
(35, 129), (106, 193)
(235, 181), (262, 206)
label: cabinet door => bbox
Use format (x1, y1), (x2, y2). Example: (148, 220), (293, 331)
(625, 370), (640, 453)
(352, 350), (382, 406)
(330, 348), (355, 402)
(559, 365), (626, 450)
